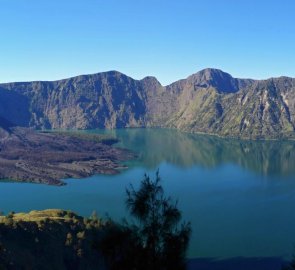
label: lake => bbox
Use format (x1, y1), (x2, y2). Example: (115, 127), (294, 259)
(1, 128), (295, 264)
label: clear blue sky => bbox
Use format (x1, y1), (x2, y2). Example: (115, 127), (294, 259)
(0, 0), (294, 85)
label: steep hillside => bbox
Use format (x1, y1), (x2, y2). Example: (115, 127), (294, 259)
(0, 71), (149, 129)
(0, 209), (106, 270)
(167, 69), (295, 139)
(1, 69), (295, 139)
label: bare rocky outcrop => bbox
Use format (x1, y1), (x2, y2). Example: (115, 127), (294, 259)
(0, 126), (133, 185)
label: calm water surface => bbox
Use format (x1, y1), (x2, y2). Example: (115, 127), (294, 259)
(1, 128), (295, 261)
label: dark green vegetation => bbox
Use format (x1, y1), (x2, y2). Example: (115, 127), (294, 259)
(0, 68), (295, 139)
(0, 173), (190, 270)
(282, 254), (295, 270)
(103, 172), (191, 270)
(42, 130), (119, 145)
(0, 209), (105, 270)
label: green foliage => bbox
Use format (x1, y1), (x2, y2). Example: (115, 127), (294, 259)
(77, 231), (85, 240)
(102, 171), (191, 270)
(3, 217), (13, 227)
(46, 130), (118, 144)
(100, 222), (142, 269)
(6, 211), (14, 219)
(65, 232), (73, 246)
(0, 210), (104, 269)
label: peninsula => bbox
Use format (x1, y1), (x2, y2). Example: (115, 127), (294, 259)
(0, 122), (133, 185)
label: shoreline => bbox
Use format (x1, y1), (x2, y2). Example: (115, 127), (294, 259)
(0, 127), (135, 185)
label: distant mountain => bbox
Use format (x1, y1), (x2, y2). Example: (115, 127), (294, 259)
(0, 68), (295, 139)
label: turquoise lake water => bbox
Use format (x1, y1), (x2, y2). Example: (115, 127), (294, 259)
(1, 128), (295, 261)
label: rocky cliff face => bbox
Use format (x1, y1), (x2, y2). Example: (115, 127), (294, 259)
(0, 71), (149, 129)
(1, 68), (295, 139)
(166, 70), (295, 139)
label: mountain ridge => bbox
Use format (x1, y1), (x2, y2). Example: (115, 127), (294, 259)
(1, 68), (293, 85)
(0, 68), (295, 139)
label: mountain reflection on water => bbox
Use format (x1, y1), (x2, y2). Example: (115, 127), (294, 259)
(94, 128), (295, 177)
(1, 128), (295, 264)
